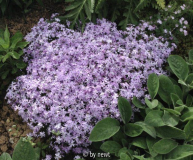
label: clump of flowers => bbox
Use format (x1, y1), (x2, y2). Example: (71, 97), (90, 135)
(6, 17), (175, 159)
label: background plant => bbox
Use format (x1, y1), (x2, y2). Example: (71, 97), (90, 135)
(89, 50), (193, 160)
(0, 27), (28, 106)
(0, 0), (43, 17)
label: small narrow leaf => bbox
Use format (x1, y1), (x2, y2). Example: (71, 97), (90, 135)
(147, 73), (159, 99)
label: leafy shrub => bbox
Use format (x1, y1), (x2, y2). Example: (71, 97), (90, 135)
(89, 51), (193, 160)
(0, 27), (28, 106)
(61, 0), (169, 30)
(0, 0), (43, 17)
(0, 137), (40, 160)
(5, 17), (175, 159)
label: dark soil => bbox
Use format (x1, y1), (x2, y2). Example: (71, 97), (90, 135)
(0, 0), (66, 155)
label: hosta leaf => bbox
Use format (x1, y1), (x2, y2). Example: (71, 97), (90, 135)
(184, 120), (193, 142)
(118, 97), (132, 124)
(132, 137), (147, 149)
(89, 117), (120, 142)
(153, 139), (178, 154)
(135, 122), (156, 138)
(165, 145), (193, 160)
(124, 123), (143, 137)
(100, 141), (122, 153)
(156, 126), (185, 139)
(158, 75), (174, 105)
(147, 73), (159, 99)
(168, 55), (189, 80)
(144, 110), (165, 127)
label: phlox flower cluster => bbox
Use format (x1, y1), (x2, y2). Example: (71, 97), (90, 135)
(6, 18), (174, 159)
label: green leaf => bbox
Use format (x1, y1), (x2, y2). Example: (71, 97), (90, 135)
(188, 49), (193, 62)
(184, 120), (193, 142)
(168, 55), (189, 80)
(174, 85), (183, 100)
(144, 110), (165, 127)
(156, 126), (185, 139)
(132, 97), (145, 109)
(100, 141), (122, 153)
(112, 130), (125, 144)
(181, 112), (193, 122)
(1, 70), (9, 80)
(153, 139), (178, 154)
(16, 62), (27, 69)
(135, 122), (156, 138)
(118, 97), (132, 124)
(10, 51), (20, 59)
(2, 52), (11, 63)
(146, 136), (158, 157)
(145, 98), (158, 109)
(120, 153), (132, 160)
(170, 93), (180, 107)
(4, 26), (10, 46)
(10, 32), (23, 49)
(186, 94), (193, 107)
(147, 73), (159, 99)
(124, 123), (143, 137)
(158, 75), (174, 105)
(162, 108), (181, 116)
(165, 145), (193, 160)
(16, 41), (29, 49)
(12, 138), (37, 160)
(162, 111), (179, 127)
(89, 117), (120, 142)
(0, 153), (12, 160)
(132, 137), (147, 149)
(186, 73), (193, 85)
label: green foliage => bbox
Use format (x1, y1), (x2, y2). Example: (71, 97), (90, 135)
(0, 27), (28, 106)
(89, 50), (193, 159)
(0, 0), (43, 17)
(0, 137), (40, 160)
(61, 0), (169, 31)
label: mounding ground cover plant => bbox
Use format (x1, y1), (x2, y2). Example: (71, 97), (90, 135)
(89, 50), (193, 160)
(5, 17), (176, 159)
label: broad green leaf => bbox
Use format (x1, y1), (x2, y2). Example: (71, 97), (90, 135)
(156, 126), (185, 139)
(188, 49), (193, 62)
(124, 123), (143, 137)
(112, 130), (125, 144)
(132, 137), (147, 149)
(170, 93), (180, 107)
(147, 73), (159, 99)
(135, 122), (156, 138)
(158, 75), (174, 105)
(89, 117), (120, 142)
(186, 94), (193, 107)
(184, 120), (193, 141)
(153, 139), (178, 154)
(16, 41), (29, 49)
(186, 73), (193, 85)
(145, 98), (158, 109)
(132, 97), (145, 109)
(118, 97), (132, 124)
(120, 153), (131, 160)
(121, 138), (128, 147)
(168, 55), (189, 80)
(133, 155), (151, 160)
(10, 32), (23, 49)
(146, 136), (158, 157)
(10, 51), (20, 59)
(12, 138), (37, 160)
(162, 111), (179, 127)
(0, 153), (12, 160)
(165, 145), (193, 160)
(162, 108), (181, 116)
(174, 106), (184, 113)
(16, 62), (27, 69)
(2, 52), (11, 63)
(174, 85), (183, 100)
(4, 26), (10, 46)
(181, 112), (193, 122)
(144, 110), (165, 127)
(100, 141), (122, 153)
